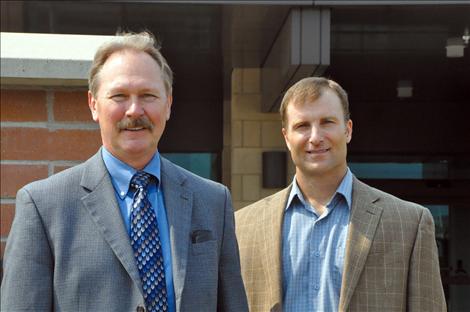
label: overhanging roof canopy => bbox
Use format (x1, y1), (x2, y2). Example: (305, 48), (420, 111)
(0, 32), (113, 86)
(261, 8), (330, 112)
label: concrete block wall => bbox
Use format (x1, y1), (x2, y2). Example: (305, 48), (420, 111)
(229, 68), (294, 211)
(0, 88), (101, 264)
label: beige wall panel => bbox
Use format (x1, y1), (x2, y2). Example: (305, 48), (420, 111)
(232, 148), (262, 174)
(261, 120), (284, 148)
(242, 175), (261, 201)
(231, 174), (242, 201)
(243, 121), (261, 147)
(231, 68), (243, 94)
(232, 120), (242, 147)
(242, 68), (260, 94)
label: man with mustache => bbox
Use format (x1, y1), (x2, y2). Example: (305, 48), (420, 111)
(235, 77), (446, 312)
(1, 31), (248, 312)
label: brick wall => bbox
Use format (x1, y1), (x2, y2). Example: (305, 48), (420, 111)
(1, 74), (293, 273)
(0, 88), (102, 270)
(229, 68), (295, 211)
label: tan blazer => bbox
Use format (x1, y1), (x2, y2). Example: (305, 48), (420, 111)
(235, 177), (446, 312)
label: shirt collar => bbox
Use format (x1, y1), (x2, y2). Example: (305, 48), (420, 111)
(286, 168), (353, 211)
(101, 147), (162, 199)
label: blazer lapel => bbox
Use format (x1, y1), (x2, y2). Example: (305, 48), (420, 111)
(339, 177), (383, 311)
(261, 186), (291, 309)
(80, 151), (143, 295)
(160, 158), (192, 311)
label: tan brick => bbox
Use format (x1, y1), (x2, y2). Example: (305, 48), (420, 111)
(232, 121), (242, 147)
(231, 69), (243, 94)
(261, 188), (283, 199)
(0, 90), (47, 122)
(243, 121), (261, 147)
(242, 68), (260, 93)
(231, 174), (242, 201)
(242, 174), (260, 201)
(0, 204), (15, 237)
(233, 201), (254, 211)
(1, 128), (101, 161)
(261, 121), (284, 148)
(54, 91), (91, 122)
(231, 94), (262, 120)
(233, 201), (243, 211)
(232, 148), (261, 174)
(232, 94), (282, 122)
(0, 164), (48, 198)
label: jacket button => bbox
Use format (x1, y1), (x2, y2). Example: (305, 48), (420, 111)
(136, 305), (146, 312)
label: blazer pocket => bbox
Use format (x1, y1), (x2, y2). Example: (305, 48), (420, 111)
(191, 229), (213, 244)
(191, 239), (217, 256)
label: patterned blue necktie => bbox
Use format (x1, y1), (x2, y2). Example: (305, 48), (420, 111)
(130, 171), (168, 312)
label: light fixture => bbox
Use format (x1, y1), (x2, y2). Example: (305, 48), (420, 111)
(397, 80), (412, 98)
(446, 26), (468, 58)
(446, 37), (466, 58)
(462, 26), (469, 44)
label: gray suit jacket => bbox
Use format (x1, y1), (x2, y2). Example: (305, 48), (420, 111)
(236, 177), (446, 312)
(1, 150), (248, 312)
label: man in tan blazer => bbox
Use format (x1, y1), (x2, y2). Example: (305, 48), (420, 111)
(235, 77), (446, 312)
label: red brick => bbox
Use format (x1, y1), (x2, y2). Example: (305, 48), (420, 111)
(53, 129), (102, 160)
(1, 127), (101, 161)
(0, 164), (49, 198)
(54, 91), (91, 122)
(0, 204), (15, 237)
(0, 90), (47, 122)
(1, 128), (49, 160)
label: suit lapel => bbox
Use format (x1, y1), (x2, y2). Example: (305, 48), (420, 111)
(80, 151), (143, 294)
(261, 186), (291, 309)
(160, 158), (192, 311)
(339, 178), (383, 311)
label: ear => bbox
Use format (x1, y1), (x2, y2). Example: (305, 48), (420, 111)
(165, 93), (173, 121)
(346, 119), (353, 143)
(88, 91), (99, 122)
(282, 127), (292, 151)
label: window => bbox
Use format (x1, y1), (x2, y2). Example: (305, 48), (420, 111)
(162, 153), (219, 181)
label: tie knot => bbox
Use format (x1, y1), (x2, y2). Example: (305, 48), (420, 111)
(131, 171), (153, 190)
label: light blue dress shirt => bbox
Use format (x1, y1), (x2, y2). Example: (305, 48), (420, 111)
(282, 168), (353, 312)
(102, 147), (176, 312)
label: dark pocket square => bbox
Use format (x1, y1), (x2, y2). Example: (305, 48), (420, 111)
(191, 230), (213, 244)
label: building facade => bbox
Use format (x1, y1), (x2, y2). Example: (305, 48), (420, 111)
(1, 1), (470, 310)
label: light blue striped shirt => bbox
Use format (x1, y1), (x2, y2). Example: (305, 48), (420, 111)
(102, 147), (176, 312)
(282, 168), (353, 312)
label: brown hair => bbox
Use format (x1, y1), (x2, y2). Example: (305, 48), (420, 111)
(88, 31), (173, 97)
(280, 77), (350, 126)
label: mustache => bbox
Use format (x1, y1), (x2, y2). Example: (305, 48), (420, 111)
(117, 117), (154, 130)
